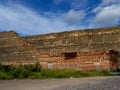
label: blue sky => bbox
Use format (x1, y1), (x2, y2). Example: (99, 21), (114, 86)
(0, 0), (120, 36)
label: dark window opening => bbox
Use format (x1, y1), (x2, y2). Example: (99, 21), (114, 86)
(63, 52), (77, 60)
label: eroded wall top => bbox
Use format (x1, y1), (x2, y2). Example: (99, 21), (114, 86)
(22, 26), (120, 54)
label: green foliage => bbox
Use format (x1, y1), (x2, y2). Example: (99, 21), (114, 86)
(0, 63), (41, 79)
(0, 64), (115, 80)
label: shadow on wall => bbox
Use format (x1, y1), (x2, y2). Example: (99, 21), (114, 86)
(109, 50), (120, 70)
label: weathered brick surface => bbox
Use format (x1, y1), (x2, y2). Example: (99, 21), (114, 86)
(0, 31), (38, 64)
(38, 51), (118, 70)
(0, 26), (120, 70)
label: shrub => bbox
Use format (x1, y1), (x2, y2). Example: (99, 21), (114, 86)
(0, 64), (116, 80)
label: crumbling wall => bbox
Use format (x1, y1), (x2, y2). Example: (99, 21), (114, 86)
(0, 31), (38, 65)
(23, 26), (120, 54)
(39, 51), (117, 70)
(0, 26), (120, 70)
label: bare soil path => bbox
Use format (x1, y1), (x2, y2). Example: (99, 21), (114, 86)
(0, 76), (120, 90)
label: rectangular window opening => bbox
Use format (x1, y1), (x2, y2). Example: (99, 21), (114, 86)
(63, 52), (77, 60)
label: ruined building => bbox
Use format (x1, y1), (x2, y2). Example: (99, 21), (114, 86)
(0, 26), (120, 70)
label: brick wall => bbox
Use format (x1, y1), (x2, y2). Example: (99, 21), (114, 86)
(39, 51), (118, 70)
(0, 31), (38, 64)
(0, 26), (120, 70)
(23, 26), (120, 54)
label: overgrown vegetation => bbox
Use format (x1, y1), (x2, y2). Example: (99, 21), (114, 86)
(0, 64), (116, 80)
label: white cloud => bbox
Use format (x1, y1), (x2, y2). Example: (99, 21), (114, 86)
(64, 9), (85, 25)
(0, 5), (50, 35)
(93, 0), (120, 13)
(91, 0), (120, 27)
(102, 0), (120, 6)
(0, 4), (86, 36)
(92, 4), (120, 26)
(71, 0), (88, 9)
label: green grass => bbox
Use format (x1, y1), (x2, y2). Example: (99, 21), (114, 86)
(0, 64), (116, 80)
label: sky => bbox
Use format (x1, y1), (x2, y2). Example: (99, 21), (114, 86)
(0, 0), (120, 36)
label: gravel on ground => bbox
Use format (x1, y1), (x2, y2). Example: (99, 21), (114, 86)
(0, 76), (120, 90)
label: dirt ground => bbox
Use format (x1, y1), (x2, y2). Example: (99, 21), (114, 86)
(0, 76), (120, 90)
